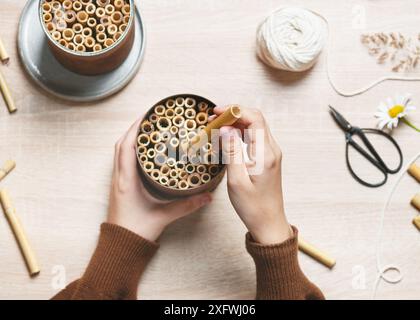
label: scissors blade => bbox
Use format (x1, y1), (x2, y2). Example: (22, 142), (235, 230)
(329, 106), (352, 132)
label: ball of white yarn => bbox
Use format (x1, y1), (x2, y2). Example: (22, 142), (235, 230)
(257, 7), (328, 72)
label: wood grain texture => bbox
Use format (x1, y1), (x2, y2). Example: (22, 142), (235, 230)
(0, 0), (420, 300)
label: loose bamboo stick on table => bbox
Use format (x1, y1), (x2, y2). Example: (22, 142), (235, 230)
(0, 36), (9, 64)
(411, 193), (420, 212)
(413, 216), (420, 231)
(408, 164), (420, 183)
(0, 69), (16, 113)
(0, 189), (40, 277)
(0, 160), (16, 182)
(298, 237), (336, 269)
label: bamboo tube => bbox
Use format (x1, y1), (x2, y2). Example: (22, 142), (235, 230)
(298, 237), (336, 269)
(167, 158), (176, 168)
(413, 216), (420, 231)
(96, 24), (106, 33)
(123, 15), (130, 24)
(198, 102), (209, 112)
(100, 16), (111, 26)
(119, 23), (128, 33)
(42, 2), (52, 13)
(104, 38), (114, 48)
(185, 164), (195, 174)
(105, 4), (115, 15)
(165, 108), (175, 119)
(0, 160), (15, 182)
(58, 39), (68, 47)
(172, 115), (185, 128)
(168, 179), (178, 188)
(147, 149), (156, 159)
(154, 105), (165, 116)
(412, 193), (420, 212)
(111, 11), (123, 26)
(46, 22), (56, 33)
(143, 161), (154, 173)
(141, 121), (154, 134)
(63, 0), (73, 11)
(157, 117), (171, 131)
(93, 43), (103, 52)
(170, 137), (180, 149)
(122, 4), (131, 16)
(188, 174), (202, 188)
(51, 31), (62, 41)
(97, 0), (108, 7)
(179, 171), (188, 181)
(82, 27), (93, 37)
(179, 128), (188, 139)
(43, 12), (53, 23)
(159, 176), (169, 186)
(175, 97), (185, 107)
(184, 119), (197, 131)
(209, 165), (220, 176)
(80, 0), (92, 6)
(139, 154), (148, 163)
(73, 1), (83, 12)
(76, 44), (86, 52)
(169, 169), (178, 179)
(64, 11), (77, 25)
(166, 99), (176, 109)
(85, 3), (96, 16)
(176, 161), (186, 171)
(138, 133), (150, 146)
(51, 1), (61, 12)
(114, 0), (124, 10)
(96, 7), (106, 18)
(196, 112), (208, 125)
(96, 32), (107, 44)
(154, 142), (167, 154)
(189, 105), (241, 150)
(160, 165), (170, 176)
(113, 32), (123, 42)
(170, 126), (178, 136)
(150, 169), (160, 181)
(150, 131), (161, 144)
(0, 69), (17, 113)
(62, 28), (75, 41)
(137, 145), (147, 155)
(87, 17), (97, 28)
(0, 190), (41, 277)
(84, 36), (95, 50)
(73, 34), (84, 45)
(56, 18), (67, 31)
(73, 23), (83, 34)
(107, 24), (118, 36)
(67, 42), (76, 51)
(201, 173), (211, 184)
(196, 164), (207, 174)
(185, 97), (196, 108)
(184, 108), (196, 119)
(178, 180), (189, 190)
(408, 164), (420, 183)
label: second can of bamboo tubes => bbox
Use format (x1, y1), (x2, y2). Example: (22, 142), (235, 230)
(136, 94), (227, 200)
(38, 0), (136, 76)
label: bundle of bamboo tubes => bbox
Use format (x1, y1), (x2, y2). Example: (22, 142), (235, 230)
(137, 96), (224, 190)
(41, 0), (131, 53)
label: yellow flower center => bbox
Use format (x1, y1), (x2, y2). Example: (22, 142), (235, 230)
(388, 105), (405, 118)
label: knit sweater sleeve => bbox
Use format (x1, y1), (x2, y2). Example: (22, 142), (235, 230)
(246, 226), (325, 300)
(52, 223), (159, 300)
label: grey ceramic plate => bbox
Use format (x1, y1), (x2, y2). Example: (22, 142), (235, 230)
(17, 0), (145, 102)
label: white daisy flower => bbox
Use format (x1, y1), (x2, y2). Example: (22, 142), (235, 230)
(374, 94), (417, 130)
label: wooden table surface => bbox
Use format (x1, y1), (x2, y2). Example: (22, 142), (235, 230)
(0, 0), (419, 300)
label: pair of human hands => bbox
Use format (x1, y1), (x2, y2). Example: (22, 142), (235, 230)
(107, 106), (292, 245)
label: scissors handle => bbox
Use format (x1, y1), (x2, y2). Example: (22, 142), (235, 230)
(345, 128), (403, 188)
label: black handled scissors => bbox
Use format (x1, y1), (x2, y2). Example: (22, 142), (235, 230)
(329, 106), (403, 188)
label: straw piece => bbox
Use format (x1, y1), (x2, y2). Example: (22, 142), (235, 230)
(0, 160), (15, 182)
(413, 216), (420, 231)
(298, 237), (336, 269)
(408, 164), (420, 183)
(412, 193), (420, 212)
(0, 69), (17, 113)
(0, 189), (41, 277)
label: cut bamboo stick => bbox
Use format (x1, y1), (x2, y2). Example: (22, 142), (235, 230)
(0, 160), (15, 182)
(408, 164), (420, 183)
(411, 193), (420, 212)
(298, 237), (336, 269)
(0, 69), (17, 113)
(413, 216), (420, 231)
(0, 189), (40, 277)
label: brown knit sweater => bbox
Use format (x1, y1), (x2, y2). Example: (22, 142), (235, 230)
(52, 223), (324, 300)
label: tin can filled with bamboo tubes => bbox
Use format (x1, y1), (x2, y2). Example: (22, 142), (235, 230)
(38, 0), (135, 75)
(136, 94), (229, 200)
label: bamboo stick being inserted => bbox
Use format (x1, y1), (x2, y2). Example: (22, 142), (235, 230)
(298, 237), (336, 269)
(0, 69), (16, 113)
(185, 105), (242, 152)
(0, 35), (10, 64)
(0, 189), (41, 277)
(0, 160), (16, 182)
